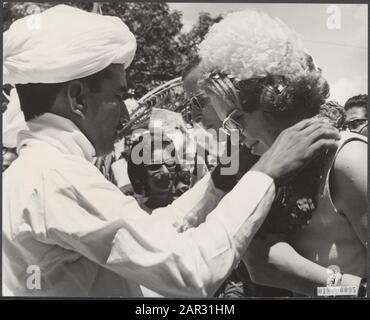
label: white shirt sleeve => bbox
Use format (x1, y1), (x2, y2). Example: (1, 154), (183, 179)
(151, 171), (225, 232)
(40, 164), (275, 297)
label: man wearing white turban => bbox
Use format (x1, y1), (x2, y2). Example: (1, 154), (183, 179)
(2, 5), (341, 297)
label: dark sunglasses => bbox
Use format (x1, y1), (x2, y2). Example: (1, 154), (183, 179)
(343, 118), (368, 131)
(144, 159), (177, 172)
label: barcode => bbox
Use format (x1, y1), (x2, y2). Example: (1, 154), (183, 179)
(317, 286), (358, 296)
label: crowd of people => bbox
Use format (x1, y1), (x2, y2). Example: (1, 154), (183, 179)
(2, 5), (367, 298)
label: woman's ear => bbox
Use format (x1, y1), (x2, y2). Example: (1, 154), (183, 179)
(66, 80), (86, 119)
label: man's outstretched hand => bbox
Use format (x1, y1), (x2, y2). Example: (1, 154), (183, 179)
(252, 118), (340, 185)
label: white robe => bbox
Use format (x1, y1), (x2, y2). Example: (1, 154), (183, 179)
(3, 113), (275, 297)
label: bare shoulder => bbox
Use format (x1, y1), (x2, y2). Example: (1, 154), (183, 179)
(333, 138), (367, 178)
(329, 134), (367, 245)
(330, 135), (367, 213)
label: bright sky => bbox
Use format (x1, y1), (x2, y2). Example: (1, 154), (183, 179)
(168, 3), (368, 105)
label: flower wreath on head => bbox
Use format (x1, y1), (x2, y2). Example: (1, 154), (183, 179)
(201, 50), (322, 117)
(198, 9), (327, 115)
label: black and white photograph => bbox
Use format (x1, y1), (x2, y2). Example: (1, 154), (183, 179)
(2, 1), (368, 300)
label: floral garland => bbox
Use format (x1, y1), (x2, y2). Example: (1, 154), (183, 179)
(255, 153), (326, 239)
(254, 102), (343, 238)
(255, 102), (344, 239)
(198, 9), (309, 82)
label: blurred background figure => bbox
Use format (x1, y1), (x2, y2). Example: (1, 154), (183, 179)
(2, 84), (13, 112)
(2, 87), (27, 171)
(343, 94), (368, 136)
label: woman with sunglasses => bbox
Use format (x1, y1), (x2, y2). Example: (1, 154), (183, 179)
(198, 9), (367, 297)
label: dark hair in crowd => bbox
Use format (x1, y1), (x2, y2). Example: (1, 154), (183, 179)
(15, 65), (113, 121)
(344, 94), (368, 114)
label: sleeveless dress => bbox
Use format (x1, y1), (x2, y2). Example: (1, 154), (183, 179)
(288, 131), (367, 277)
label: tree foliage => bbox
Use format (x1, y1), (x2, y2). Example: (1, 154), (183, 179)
(178, 12), (223, 64)
(101, 2), (184, 97)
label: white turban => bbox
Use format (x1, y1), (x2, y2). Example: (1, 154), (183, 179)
(3, 4), (137, 85)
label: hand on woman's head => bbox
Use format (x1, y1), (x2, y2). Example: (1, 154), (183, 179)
(251, 118), (340, 185)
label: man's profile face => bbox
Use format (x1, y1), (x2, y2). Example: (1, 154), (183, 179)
(83, 64), (129, 156)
